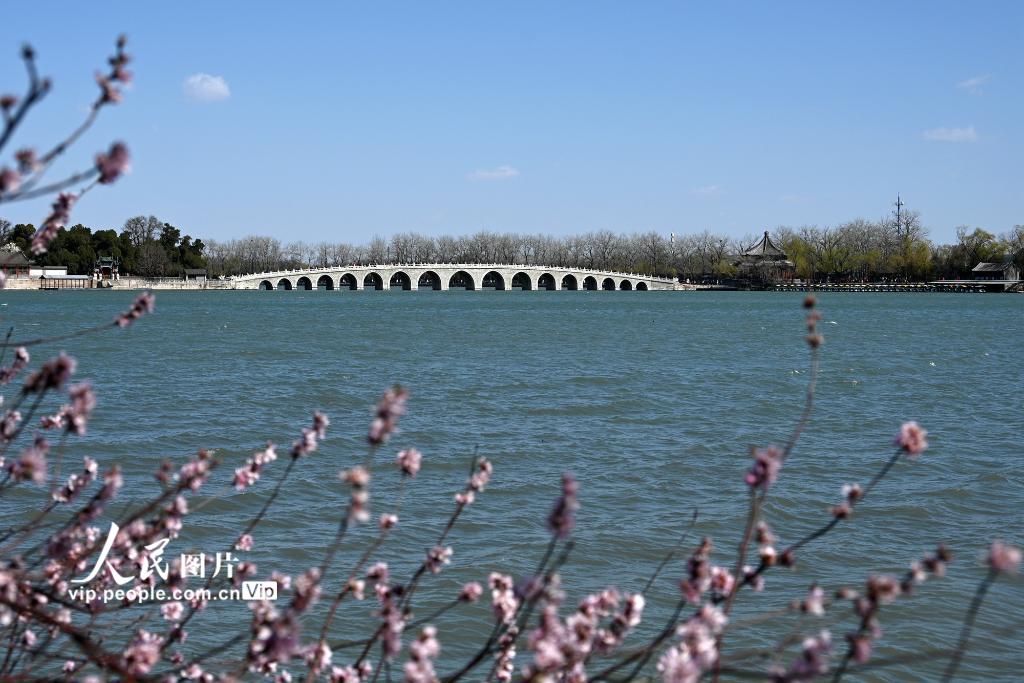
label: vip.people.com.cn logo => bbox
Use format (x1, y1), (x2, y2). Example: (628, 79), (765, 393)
(67, 522), (277, 604)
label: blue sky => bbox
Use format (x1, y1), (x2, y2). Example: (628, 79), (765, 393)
(2, 1), (1021, 244)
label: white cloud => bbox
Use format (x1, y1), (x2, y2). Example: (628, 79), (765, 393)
(956, 74), (991, 94)
(183, 73), (231, 102)
(692, 184), (723, 197)
(466, 165), (520, 181)
(922, 125), (978, 143)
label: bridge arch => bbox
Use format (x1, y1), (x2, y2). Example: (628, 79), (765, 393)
(601, 277), (616, 291)
(583, 276), (598, 291)
(364, 272), (384, 291)
(317, 275), (335, 291)
(636, 282), (648, 291)
(619, 279), (632, 290)
(449, 271), (475, 290)
(277, 278), (293, 291)
(259, 280), (274, 291)
(561, 274), (579, 291)
(481, 271), (506, 290)
(390, 271), (411, 291)
(418, 271), (442, 291)
(537, 273), (556, 290)
(339, 273), (358, 290)
(296, 276), (313, 291)
(511, 272), (533, 291)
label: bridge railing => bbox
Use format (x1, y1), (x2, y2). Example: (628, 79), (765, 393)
(230, 263), (675, 282)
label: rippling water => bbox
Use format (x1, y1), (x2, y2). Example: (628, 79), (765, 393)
(3, 289), (1022, 680)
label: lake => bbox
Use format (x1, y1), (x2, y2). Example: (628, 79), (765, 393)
(2, 289), (1021, 680)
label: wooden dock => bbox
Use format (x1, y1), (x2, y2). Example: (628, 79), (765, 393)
(772, 281), (1021, 293)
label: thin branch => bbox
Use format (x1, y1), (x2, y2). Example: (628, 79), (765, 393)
(940, 568), (997, 682)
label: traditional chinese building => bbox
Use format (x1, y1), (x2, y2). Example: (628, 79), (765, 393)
(0, 244), (31, 278)
(95, 256), (120, 281)
(737, 231), (795, 283)
(972, 261), (1020, 282)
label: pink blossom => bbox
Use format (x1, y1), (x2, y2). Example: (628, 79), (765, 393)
(494, 628), (518, 682)
(11, 436), (49, 484)
(468, 457), (493, 491)
(234, 464), (260, 490)
(657, 645), (701, 683)
(313, 410), (330, 439)
(95, 141), (131, 183)
(234, 443), (277, 491)
(547, 472), (579, 538)
(801, 584), (826, 616)
(0, 346), (29, 385)
(95, 73), (122, 104)
(379, 513), (398, 530)
(404, 626), (440, 682)
(60, 382), (96, 435)
(842, 483), (863, 502)
(161, 601), (184, 621)
(180, 663), (204, 680)
(52, 457), (98, 503)
(425, 545), (452, 574)
(1, 410), (21, 442)
(330, 665), (364, 682)
(342, 466), (370, 487)
(988, 541), (1021, 575)
(366, 562), (389, 585)
(848, 633), (872, 663)
(895, 421), (928, 456)
(21, 629), (36, 648)
(709, 566), (735, 596)
(489, 573), (519, 624)
(745, 445), (783, 490)
(40, 415), (64, 432)
(288, 411), (329, 456)
(679, 538), (713, 604)
(342, 466), (371, 523)
(23, 353), (77, 393)
(236, 534), (254, 551)
(31, 193), (76, 255)
(306, 641), (333, 675)
(779, 630), (831, 680)
(396, 448), (422, 477)
(742, 565), (764, 592)
(178, 450), (213, 491)
(122, 630), (163, 675)
(866, 574), (901, 605)
(291, 568), (321, 613)
(368, 386), (409, 445)
(114, 292), (155, 327)
(659, 604), (726, 682)
(15, 148), (38, 174)
(458, 581), (483, 603)
(0, 167), (19, 196)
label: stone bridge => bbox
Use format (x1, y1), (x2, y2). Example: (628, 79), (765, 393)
(230, 264), (676, 292)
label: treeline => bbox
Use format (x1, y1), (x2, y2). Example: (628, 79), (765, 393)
(2, 214), (1022, 281)
(0, 216), (205, 277)
(204, 218), (1023, 281)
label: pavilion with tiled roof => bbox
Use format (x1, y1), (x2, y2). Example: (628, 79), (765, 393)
(737, 231), (795, 282)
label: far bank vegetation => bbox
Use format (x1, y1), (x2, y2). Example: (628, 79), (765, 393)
(2, 214), (1022, 282)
